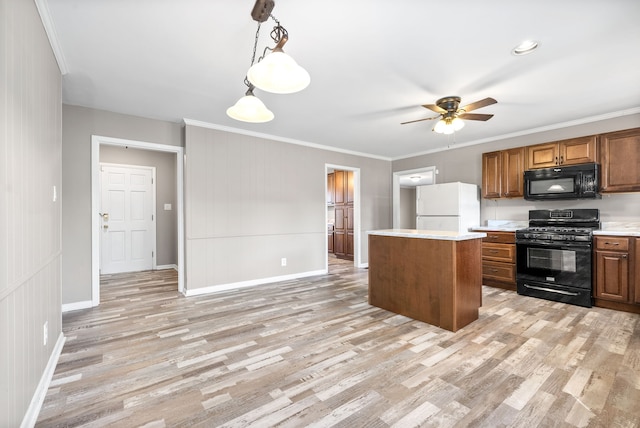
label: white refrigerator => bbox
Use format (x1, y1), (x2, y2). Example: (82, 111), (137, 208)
(416, 182), (480, 233)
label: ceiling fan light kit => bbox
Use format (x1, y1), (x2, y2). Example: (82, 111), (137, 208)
(227, 0), (310, 123)
(402, 96), (497, 136)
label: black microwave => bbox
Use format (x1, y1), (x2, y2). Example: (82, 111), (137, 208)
(524, 163), (601, 201)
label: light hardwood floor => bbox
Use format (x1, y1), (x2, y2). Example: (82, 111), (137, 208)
(37, 260), (640, 427)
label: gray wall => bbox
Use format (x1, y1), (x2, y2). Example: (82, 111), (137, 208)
(184, 125), (392, 291)
(393, 114), (640, 225)
(1, 1), (63, 425)
(100, 146), (178, 266)
(62, 105), (183, 304)
(399, 187), (416, 229)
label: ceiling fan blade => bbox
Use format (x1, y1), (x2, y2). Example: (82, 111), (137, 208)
(458, 113), (494, 121)
(401, 115), (440, 125)
(422, 104), (447, 114)
(459, 97), (497, 113)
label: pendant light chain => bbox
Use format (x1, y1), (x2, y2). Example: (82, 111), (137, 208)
(243, 22), (262, 88)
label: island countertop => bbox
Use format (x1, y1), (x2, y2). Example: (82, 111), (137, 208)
(368, 229), (487, 241)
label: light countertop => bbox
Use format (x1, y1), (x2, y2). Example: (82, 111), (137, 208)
(595, 222), (640, 237)
(368, 229), (487, 241)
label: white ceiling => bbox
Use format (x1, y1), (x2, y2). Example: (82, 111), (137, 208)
(43, 0), (640, 160)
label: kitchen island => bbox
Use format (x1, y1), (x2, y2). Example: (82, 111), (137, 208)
(368, 229), (486, 332)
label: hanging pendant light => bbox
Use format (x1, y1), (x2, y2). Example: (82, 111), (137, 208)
(227, 1), (310, 122)
(226, 86), (274, 123)
(247, 22), (310, 94)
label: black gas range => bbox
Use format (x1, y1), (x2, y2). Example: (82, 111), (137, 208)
(515, 209), (600, 307)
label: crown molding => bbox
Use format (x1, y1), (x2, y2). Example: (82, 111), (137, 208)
(182, 118), (392, 161)
(35, 0), (69, 75)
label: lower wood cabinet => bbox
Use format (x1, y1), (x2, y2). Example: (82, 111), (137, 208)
(594, 235), (639, 314)
(479, 231), (516, 290)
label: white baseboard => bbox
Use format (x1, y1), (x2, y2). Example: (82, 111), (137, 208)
(21, 332), (66, 428)
(185, 269), (326, 297)
(62, 300), (94, 313)
(156, 264), (178, 271)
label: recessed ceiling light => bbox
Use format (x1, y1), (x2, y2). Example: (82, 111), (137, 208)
(512, 40), (539, 56)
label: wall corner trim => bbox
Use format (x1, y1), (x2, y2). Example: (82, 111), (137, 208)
(20, 333), (66, 428)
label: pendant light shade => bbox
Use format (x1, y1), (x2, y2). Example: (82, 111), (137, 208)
(226, 90), (274, 123)
(247, 49), (310, 94)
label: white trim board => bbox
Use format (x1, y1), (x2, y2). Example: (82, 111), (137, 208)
(91, 135), (185, 306)
(185, 269), (327, 297)
(20, 333), (66, 428)
(62, 300), (93, 313)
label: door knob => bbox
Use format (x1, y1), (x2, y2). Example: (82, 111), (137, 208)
(100, 212), (109, 221)
(103, 225), (109, 229)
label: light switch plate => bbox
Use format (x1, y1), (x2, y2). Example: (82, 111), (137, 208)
(164, 204), (172, 210)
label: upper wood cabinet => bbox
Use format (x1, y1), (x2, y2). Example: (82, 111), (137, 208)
(482, 147), (525, 199)
(526, 136), (597, 169)
(599, 127), (640, 193)
(327, 172), (335, 204)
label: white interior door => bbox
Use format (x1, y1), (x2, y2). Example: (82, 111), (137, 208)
(100, 164), (155, 274)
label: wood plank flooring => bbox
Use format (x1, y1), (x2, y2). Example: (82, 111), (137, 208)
(37, 259), (640, 427)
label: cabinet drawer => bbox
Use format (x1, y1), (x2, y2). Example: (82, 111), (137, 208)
(596, 236), (629, 251)
(482, 243), (516, 263)
(482, 231), (515, 244)
(482, 261), (516, 282)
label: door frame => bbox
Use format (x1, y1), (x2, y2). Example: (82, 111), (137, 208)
(392, 166), (437, 228)
(325, 164), (362, 268)
(99, 162), (157, 274)
(91, 135), (185, 306)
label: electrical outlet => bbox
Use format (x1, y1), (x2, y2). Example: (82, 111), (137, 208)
(281, 258), (287, 267)
(43, 321), (48, 346)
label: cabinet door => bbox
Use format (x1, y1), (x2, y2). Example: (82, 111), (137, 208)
(346, 232), (354, 258)
(327, 173), (335, 204)
(328, 232), (334, 253)
(501, 147), (525, 197)
(346, 171), (354, 204)
(595, 250), (629, 302)
(334, 231), (345, 256)
(482, 151), (501, 199)
(599, 128), (640, 193)
(559, 136), (597, 165)
(527, 142), (559, 169)
(334, 170), (345, 204)
(636, 238), (640, 304)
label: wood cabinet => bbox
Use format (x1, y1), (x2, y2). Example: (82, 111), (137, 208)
(327, 172), (335, 204)
(526, 136), (597, 169)
(482, 147), (525, 199)
(333, 170), (354, 260)
(599, 127), (640, 193)
(479, 231), (516, 290)
(368, 233), (483, 332)
(593, 235), (639, 314)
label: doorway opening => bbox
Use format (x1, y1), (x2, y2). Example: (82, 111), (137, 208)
(91, 135), (185, 306)
(325, 164), (362, 272)
(392, 166), (437, 228)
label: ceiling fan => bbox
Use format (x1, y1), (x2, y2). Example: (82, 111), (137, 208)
(401, 96), (497, 134)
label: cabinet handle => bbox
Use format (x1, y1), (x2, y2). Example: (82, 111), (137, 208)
(555, 156), (558, 164)
(488, 235), (499, 239)
(605, 242), (619, 246)
(621, 255), (627, 259)
(489, 250), (499, 253)
(490, 269), (499, 273)
(560, 155), (564, 164)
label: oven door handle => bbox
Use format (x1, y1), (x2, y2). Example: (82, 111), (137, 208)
(516, 240), (591, 249)
(522, 284), (579, 296)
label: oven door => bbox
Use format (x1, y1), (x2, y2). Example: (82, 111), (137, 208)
(516, 239), (593, 307)
(516, 240), (592, 288)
